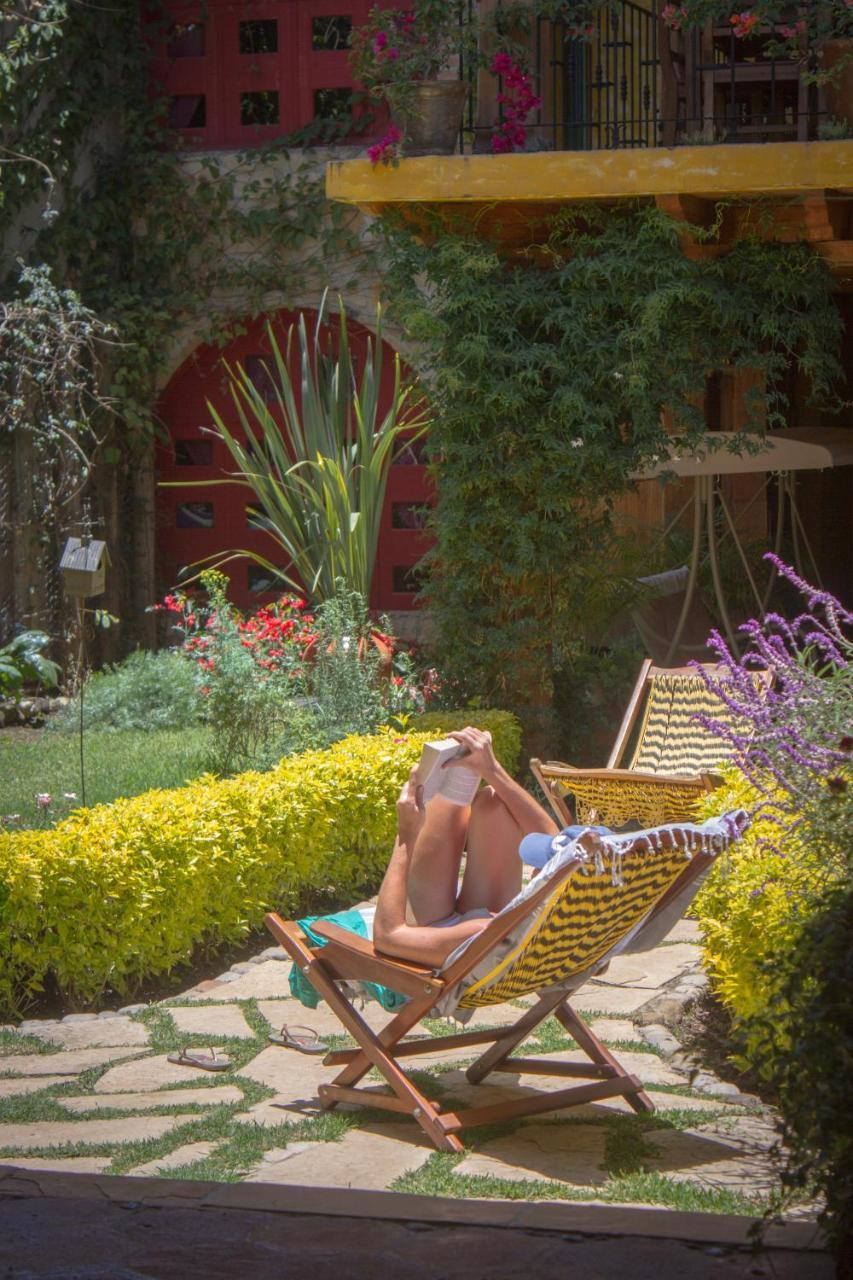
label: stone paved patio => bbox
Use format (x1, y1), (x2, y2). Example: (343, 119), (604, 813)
(0, 914), (812, 1221)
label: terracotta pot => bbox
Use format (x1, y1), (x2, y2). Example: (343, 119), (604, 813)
(302, 628), (394, 679)
(820, 38), (853, 130)
(399, 80), (468, 156)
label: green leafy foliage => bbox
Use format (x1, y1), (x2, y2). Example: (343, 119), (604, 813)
(0, 632), (60, 700)
(56, 649), (200, 733)
(381, 204), (844, 732)
(0, 710), (520, 1014)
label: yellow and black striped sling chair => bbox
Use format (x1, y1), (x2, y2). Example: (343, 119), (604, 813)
(531, 659), (772, 831)
(265, 810), (747, 1153)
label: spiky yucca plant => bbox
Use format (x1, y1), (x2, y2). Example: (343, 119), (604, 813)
(195, 292), (429, 603)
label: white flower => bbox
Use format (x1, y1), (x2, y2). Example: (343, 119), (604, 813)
(570, 438), (583, 449)
(63, 792), (77, 801)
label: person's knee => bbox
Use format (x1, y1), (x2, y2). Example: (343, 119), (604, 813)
(471, 785), (512, 827)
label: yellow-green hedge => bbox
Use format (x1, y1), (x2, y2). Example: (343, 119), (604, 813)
(695, 768), (825, 1023)
(0, 710), (520, 1014)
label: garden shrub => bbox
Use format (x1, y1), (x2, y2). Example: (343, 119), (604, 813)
(690, 559), (851, 1266)
(57, 649), (200, 733)
(0, 710), (520, 1014)
(695, 769), (826, 1022)
(159, 575), (431, 774)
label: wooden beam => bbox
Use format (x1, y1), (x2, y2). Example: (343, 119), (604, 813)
(655, 194), (714, 228)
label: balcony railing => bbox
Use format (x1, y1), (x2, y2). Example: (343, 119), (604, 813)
(464, 0), (832, 152)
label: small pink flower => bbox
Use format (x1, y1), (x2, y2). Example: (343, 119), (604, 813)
(35, 793), (51, 808)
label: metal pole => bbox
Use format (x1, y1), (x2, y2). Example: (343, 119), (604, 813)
(706, 476), (739, 654)
(76, 598), (86, 808)
(664, 475), (704, 665)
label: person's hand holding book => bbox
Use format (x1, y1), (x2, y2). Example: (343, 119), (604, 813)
(444, 727), (499, 785)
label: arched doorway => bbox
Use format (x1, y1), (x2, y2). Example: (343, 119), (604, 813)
(155, 309), (432, 613)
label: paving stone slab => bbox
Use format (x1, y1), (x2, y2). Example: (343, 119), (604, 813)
(646, 1115), (782, 1196)
(664, 917), (702, 944)
(255, 998), (390, 1038)
(592, 944), (702, 992)
(235, 1046), (330, 1113)
(168, 1005), (256, 1040)
(0, 1113), (199, 1153)
(8, 1018), (150, 1052)
(456, 1122), (609, 1187)
(129, 1141), (219, 1175)
(0, 1156), (112, 1174)
(585, 1019), (639, 1043)
(57, 1086), (243, 1114)
(231, 1099), (305, 1130)
(0, 1076), (72, 1099)
(245, 1123), (432, 1190)
(569, 986), (662, 1016)
(94, 1051), (229, 1094)
(184, 961), (290, 1002)
(0, 1047), (142, 1078)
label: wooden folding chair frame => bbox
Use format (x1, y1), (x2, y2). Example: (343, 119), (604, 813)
(264, 843), (714, 1153)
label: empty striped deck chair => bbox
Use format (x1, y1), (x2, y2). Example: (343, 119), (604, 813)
(531, 660), (771, 830)
(265, 811), (747, 1153)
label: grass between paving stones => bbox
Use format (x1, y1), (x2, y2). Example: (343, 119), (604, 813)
(0, 1000), (757, 1189)
(0, 1029), (58, 1057)
(390, 1123), (765, 1217)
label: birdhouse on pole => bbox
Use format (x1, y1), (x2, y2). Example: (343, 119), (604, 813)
(59, 537), (110, 599)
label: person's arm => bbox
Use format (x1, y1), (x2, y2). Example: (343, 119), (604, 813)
(373, 768), (494, 968)
(445, 727), (559, 838)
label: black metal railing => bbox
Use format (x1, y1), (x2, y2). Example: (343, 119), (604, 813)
(465, 0), (827, 153)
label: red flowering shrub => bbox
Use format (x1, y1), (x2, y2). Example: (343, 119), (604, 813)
(159, 574), (318, 689)
(156, 573), (439, 771)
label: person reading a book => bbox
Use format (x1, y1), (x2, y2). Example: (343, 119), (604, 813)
(373, 726), (559, 967)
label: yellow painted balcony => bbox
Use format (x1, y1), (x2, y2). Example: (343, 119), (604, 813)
(327, 1), (853, 282)
(328, 141), (853, 285)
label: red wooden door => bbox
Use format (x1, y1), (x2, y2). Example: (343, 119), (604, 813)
(155, 310), (432, 613)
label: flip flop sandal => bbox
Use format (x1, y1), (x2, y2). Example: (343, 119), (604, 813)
(268, 1024), (329, 1055)
(167, 1046), (232, 1072)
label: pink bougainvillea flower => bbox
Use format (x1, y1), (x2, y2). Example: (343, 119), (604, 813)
(730, 10), (760, 38)
(368, 125), (402, 166)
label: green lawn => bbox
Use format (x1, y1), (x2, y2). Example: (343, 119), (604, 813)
(0, 725), (212, 829)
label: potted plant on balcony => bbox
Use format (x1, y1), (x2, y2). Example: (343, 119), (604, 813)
(350, 1), (471, 156)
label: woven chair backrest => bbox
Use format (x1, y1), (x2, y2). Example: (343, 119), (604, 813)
(628, 673), (738, 776)
(453, 819), (737, 1010)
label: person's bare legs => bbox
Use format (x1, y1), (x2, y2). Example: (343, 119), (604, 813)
(374, 730), (559, 966)
(403, 795), (470, 925)
(456, 786), (523, 914)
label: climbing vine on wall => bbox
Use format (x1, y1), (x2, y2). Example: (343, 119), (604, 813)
(381, 202), (844, 736)
(0, 0), (376, 644)
(1, 0), (375, 436)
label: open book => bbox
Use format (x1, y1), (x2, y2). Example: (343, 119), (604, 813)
(414, 738), (480, 807)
